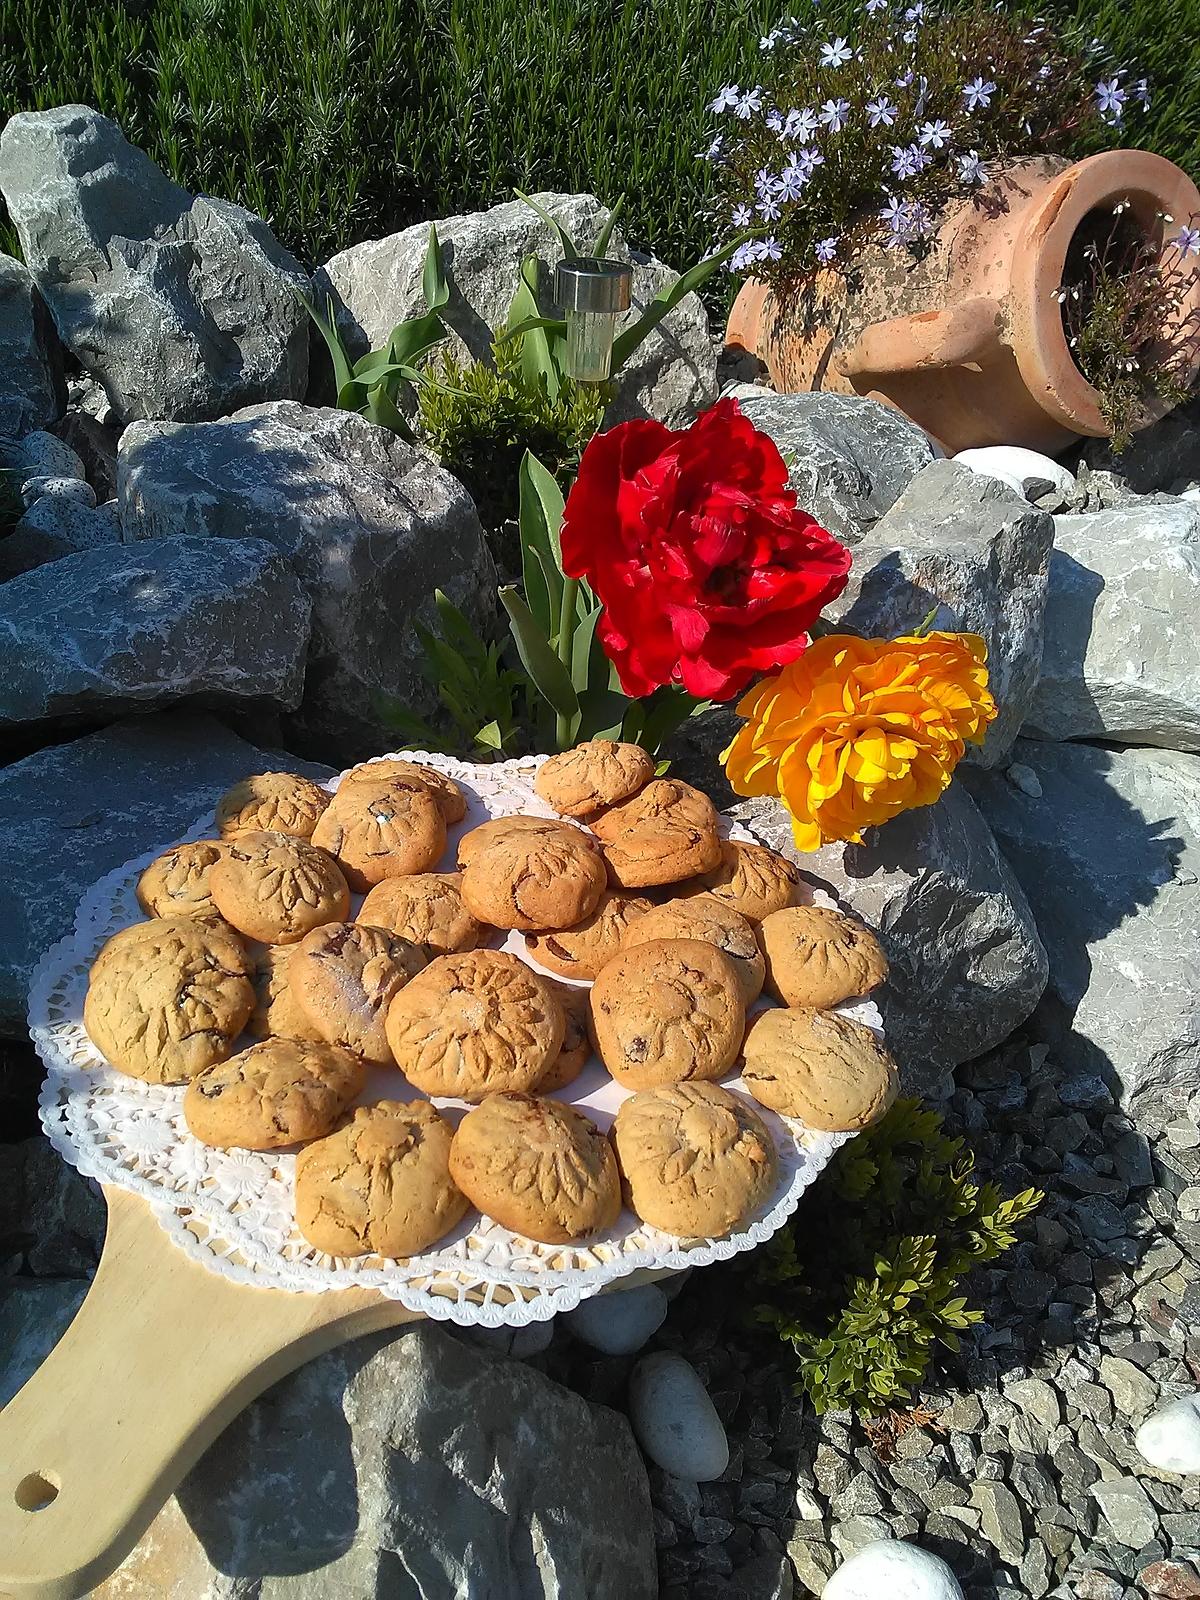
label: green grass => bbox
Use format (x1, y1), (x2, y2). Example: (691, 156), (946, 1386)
(1, 0), (1198, 299)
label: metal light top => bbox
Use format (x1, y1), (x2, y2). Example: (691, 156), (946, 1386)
(555, 257), (633, 314)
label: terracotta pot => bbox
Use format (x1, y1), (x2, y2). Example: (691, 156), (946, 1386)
(725, 151), (1200, 454)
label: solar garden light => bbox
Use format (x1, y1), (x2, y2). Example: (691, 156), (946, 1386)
(555, 258), (633, 383)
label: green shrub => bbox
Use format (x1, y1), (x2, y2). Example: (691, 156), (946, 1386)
(748, 1098), (1041, 1416)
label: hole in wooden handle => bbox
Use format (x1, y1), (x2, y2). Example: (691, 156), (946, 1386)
(15, 1471), (60, 1512)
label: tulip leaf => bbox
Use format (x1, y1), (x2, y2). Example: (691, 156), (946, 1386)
(295, 287), (356, 397)
(422, 224), (450, 311)
(610, 229), (756, 373)
(589, 195), (624, 259)
(518, 450), (566, 636)
(571, 602), (603, 692)
(507, 255), (562, 403)
(499, 586), (580, 717)
(515, 189), (580, 261)
(388, 307), (450, 369)
(579, 686), (631, 742)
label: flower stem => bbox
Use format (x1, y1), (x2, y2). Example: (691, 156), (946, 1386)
(555, 575), (580, 749)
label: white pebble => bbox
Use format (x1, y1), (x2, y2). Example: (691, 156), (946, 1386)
(824, 1540), (964, 1599)
(1136, 1393), (1200, 1474)
(564, 1284), (668, 1355)
(953, 445), (1074, 502)
(628, 1351), (729, 1481)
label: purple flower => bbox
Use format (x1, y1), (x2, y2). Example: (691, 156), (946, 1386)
(1095, 79), (1126, 121)
(735, 87), (764, 120)
(819, 97), (851, 132)
(962, 76), (996, 111)
(751, 236), (783, 263)
(879, 194), (910, 232)
(890, 144), (919, 179)
(777, 161), (811, 201)
(1133, 77), (1151, 109)
(709, 85), (740, 114)
(864, 0), (888, 12)
(698, 134), (724, 161)
(918, 119), (952, 149)
(905, 201), (933, 239)
(758, 196), (782, 222)
(781, 106), (821, 142)
(794, 146), (825, 178)
(815, 236), (839, 263)
(730, 203), (753, 227)
(904, 2), (924, 19)
(766, 109), (784, 133)
(866, 95), (898, 127)
(729, 241), (756, 273)
(957, 149), (986, 186)
(820, 36), (854, 68)
(754, 167), (778, 199)
(1175, 225), (1200, 257)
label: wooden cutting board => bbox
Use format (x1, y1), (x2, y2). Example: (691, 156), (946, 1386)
(0, 1185), (423, 1600)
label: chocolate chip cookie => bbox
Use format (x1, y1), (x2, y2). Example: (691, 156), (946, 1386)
(741, 1007), (899, 1131)
(449, 1093), (621, 1243)
(523, 889), (651, 979)
(622, 893), (765, 1005)
(183, 1037), (367, 1149)
(687, 840), (807, 922)
(534, 739), (655, 819)
(758, 905), (888, 1009)
(537, 978), (592, 1091)
(215, 772), (331, 841)
(295, 1100), (469, 1258)
(337, 759), (466, 824)
(461, 827), (607, 932)
(611, 1081), (778, 1238)
(592, 778), (723, 889)
(589, 938), (745, 1090)
(357, 873), (484, 956)
(385, 950), (565, 1101)
(456, 815), (584, 870)
(209, 831), (351, 945)
(84, 917), (254, 1085)
(248, 943), (324, 1042)
(311, 776), (446, 891)
(290, 922), (427, 1065)
(136, 840), (228, 920)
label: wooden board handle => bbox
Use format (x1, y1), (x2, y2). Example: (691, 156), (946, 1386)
(0, 1188), (417, 1600)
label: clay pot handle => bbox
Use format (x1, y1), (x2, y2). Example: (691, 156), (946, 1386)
(837, 296), (1001, 379)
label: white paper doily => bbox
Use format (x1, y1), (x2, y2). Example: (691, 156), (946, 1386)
(31, 752), (878, 1327)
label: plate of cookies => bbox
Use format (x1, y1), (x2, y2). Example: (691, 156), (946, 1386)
(30, 746), (897, 1328)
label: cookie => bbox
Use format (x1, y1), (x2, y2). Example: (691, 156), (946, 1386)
(209, 831), (351, 945)
(311, 777), (446, 891)
(622, 893), (765, 1005)
(136, 840), (227, 920)
(385, 950), (565, 1101)
(588, 938), (745, 1090)
(537, 979), (591, 1091)
(249, 944), (324, 1041)
(592, 778), (723, 889)
(183, 1037), (367, 1149)
(448, 1093), (621, 1243)
(337, 759), (467, 824)
(523, 889), (652, 980)
(758, 905), (888, 1009)
(290, 922), (426, 1064)
(357, 873), (484, 956)
(215, 772), (331, 841)
(461, 828), (607, 932)
(456, 815), (585, 870)
(534, 739), (655, 820)
(686, 840), (807, 922)
(295, 1100), (469, 1258)
(611, 1081), (778, 1238)
(740, 1007), (899, 1131)
(84, 917), (254, 1085)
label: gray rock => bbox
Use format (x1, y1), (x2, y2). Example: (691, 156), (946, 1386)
(564, 1284), (668, 1355)
(1024, 503), (1200, 751)
(97, 1323), (656, 1598)
(786, 1531), (836, 1594)
(0, 713), (332, 1037)
(1080, 406), (1200, 496)
(0, 496), (120, 580)
(1, 426), (85, 486)
(729, 786), (1047, 1091)
(0, 1278), (88, 1408)
(314, 192), (715, 429)
(963, 741), (1200, 1117)
(118, 401), (496, 756)
(20, 473), (94, 508)
(0, 252), (65, 437)
(49, 409), (120, 501)
(1006, 1378), (1062, 1432)
(1090, 1477), (1160, 1548)
(970, 1480), (1026, 1563)
(1098, 1355), (1157, 1423)
(0, 536), (311, 731)
(823, 459), (1053, 766)
(732, 391), (936, 545)
(0, 105), (308, 424)
(628, 1352), (729, 1481)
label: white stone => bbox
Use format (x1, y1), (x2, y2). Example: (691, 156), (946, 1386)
(1025, 502), (1200, 752)
(19, 473), (95, 508)
(954, 445), (1074, 502)
(1136, 1393), (1200, 1474)
(628, 1352), (729, 1481)
(564, 1285), (668, 1355)
(823, 1539), (964, 1599)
